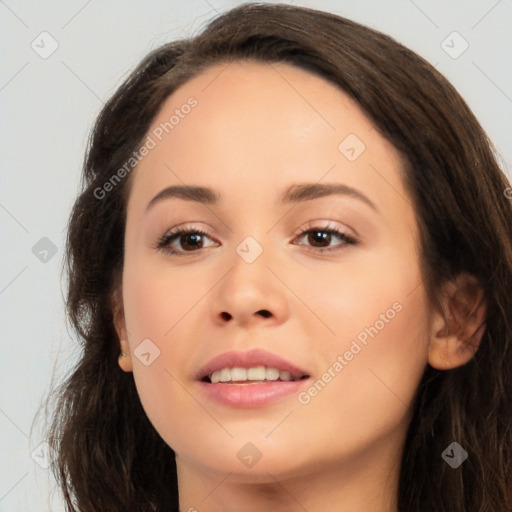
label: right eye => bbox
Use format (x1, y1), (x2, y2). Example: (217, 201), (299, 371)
(155, 226), (219, 256)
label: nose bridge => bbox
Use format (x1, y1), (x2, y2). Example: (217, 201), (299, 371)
(225, 234), (270, 300)
(235, 234), (266, 266)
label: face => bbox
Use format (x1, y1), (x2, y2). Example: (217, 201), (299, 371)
(117, 61), (433, 482)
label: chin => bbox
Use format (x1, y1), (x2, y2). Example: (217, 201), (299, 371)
(175, 436), (312, 481)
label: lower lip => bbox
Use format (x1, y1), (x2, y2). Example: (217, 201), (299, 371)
(198, 379), (310, 408)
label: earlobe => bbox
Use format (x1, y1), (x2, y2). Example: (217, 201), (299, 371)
(118, 339), (133, 372)
(111, 285), (133, 373)
(428, 273), (487, 370)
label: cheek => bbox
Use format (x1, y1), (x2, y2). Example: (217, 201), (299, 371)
(294, 271), (430, 446)
(121, 260), (210, 449)
(291, 245), (430, 429)
(292, 239), (428, 354)
(122, 256), (203, 341)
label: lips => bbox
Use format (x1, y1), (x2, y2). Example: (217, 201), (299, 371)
(196, 348), (311, 383)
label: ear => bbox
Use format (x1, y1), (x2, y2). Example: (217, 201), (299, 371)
(428, 273), (487, 370)
(111, 284), (133, 373)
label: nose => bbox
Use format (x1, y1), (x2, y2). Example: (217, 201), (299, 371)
(210, 246), (289, 328)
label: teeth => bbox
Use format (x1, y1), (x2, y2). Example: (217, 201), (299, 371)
(265, 367), (280, 381)
(230, 367), (247, 381)
(279, 371), (292, 381)
(219, 368), (231, 382)
(247, 366), (266, 380)
(209, 366), (300, 383)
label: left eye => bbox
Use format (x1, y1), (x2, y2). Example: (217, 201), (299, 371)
(292, 227), (357, 252)
(155, 225), (357, 256)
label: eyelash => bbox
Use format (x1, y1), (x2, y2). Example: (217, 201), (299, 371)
(154, 223), (358, 257)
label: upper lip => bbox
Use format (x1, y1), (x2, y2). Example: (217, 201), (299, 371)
(196, 348), (311, 382)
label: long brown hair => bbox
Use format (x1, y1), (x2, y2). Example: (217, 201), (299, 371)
(46, 3), (512, 511)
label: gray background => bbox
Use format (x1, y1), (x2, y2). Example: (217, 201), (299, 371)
(1, 0), (511, 510)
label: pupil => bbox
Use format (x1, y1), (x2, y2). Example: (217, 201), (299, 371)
(182, 233), (202, 250)
(309, 231), (330, 247)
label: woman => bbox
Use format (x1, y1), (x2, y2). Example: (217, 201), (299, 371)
(47, 3), (512, 511)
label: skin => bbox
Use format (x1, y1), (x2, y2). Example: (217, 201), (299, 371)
(114, 61), (486, 512)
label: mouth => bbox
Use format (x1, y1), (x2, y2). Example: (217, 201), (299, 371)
(196, 349), (311, 407)
(197, 348), (311, 384)
(201, 365), (310, 384)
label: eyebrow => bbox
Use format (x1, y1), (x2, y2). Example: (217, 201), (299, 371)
(145, 183), (377, 213)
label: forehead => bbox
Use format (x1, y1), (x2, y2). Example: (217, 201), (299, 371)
(149, 60), (377, 145)
(128, 60), (406, 214)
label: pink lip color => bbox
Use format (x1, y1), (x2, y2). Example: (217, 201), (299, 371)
(199, 379), (309, 408)
(196, 348), (311, 408)
(196, 348), (310, 381)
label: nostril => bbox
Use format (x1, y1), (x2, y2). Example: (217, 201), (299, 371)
(257, 310), (271, 318)
(220, 312), (232, 320)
